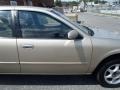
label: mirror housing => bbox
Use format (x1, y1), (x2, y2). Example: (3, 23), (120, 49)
(68, 30), (81, 40)
(77, 20), (85, 25)
(76, 21), (81, 24)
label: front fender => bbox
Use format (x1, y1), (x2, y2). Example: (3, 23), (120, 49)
(89, 49), (120, 73)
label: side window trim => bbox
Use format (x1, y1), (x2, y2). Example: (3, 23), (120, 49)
(11, 10), (18, 38)
(14, 10), (22, 38)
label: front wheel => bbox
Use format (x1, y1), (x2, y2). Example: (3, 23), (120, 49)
(97, 60), (120, 88)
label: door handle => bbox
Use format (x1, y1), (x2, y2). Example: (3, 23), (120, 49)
(22, 44), (34, 48)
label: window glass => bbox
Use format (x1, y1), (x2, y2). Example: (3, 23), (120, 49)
(19, 11), (72, 39)
(0, 11), (13, 37)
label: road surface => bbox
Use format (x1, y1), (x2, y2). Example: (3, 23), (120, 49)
(78, 12), (120, 32)
(0, 75), (119, 90)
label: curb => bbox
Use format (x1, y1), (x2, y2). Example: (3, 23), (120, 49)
(88, 12), (120, 19)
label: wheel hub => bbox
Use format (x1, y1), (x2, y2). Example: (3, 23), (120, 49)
(104, 64), (120, 85)
(113, 72), (120, 77)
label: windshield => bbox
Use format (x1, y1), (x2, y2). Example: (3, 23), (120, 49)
(51, 9), (94, 36)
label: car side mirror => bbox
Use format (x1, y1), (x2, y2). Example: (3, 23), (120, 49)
(76, 21), (84, 25)
(68, 30), (81, 40)
(77, 21), (81, 24)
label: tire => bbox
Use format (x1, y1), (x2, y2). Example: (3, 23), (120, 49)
(97, 60), (120, 88)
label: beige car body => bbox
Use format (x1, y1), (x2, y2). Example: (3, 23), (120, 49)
(0, 6), (120, 74)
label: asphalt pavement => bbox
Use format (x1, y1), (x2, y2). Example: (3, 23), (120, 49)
(78, 12), (120, 32)
(1, 12), (120, 90)
(0, 75), (119, 90)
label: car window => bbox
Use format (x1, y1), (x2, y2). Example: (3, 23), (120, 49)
(19, 11), (72, 39)
(0, 11), (13, 37)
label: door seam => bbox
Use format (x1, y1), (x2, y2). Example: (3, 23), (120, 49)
(16, 39), (21, 73)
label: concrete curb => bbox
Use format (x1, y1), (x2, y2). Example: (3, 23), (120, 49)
(88, 12), (120, 19)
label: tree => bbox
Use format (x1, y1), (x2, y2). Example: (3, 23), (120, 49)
(55, 0), (62, 7)
(94, 0), (108, 4)
(94, 0), (99, 4)
(69, 1), (79, 6)
(89, 0), (94, 2)
(71, 1), (79, 6)
(99, 0), (107, 4)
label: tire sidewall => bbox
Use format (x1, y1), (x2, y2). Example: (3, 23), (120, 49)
(97, 60), (120, 88)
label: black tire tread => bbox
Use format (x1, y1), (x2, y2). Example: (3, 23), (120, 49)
(97, 60), (120, 88)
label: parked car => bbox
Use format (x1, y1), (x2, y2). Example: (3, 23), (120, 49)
(0, 6), (120, 87)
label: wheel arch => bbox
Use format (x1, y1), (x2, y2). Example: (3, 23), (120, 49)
(93, 53), (120, 75)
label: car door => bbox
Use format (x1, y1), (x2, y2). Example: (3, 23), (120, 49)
(0, 10), (20, 73)
(17, 10), (92, 74)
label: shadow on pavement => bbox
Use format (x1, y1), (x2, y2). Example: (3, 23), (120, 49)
(0, 75), (98, 85)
